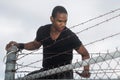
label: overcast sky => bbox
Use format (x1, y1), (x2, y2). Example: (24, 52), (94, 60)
(0, 0), (120, 79)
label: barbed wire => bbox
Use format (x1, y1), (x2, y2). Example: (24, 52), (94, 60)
(39, 13), (120, 50)
(16, 59), (43, 70)
(69, 8), (120, 29)
(18, 52), (111, 55)
(16, 13), (120, 61)
(75, 14), (120, 34)
(17, 31), (120, 69)
(37, 13), (120, 51)
(17, 30), (120, 64)
(16, 50), (40, 60)
(16, 71), (31, 73)
(13, 9), (120, 72)
(16, 63), (42, 69)
(85, 32), (120, 46)
(18, 44), (120, 56)
(31, 8), (120, 45)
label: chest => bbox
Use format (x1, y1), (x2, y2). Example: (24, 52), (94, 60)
(50, 32), (61, 41)
(42, 32), (73, 51)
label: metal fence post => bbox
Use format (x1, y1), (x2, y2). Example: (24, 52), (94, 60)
(5, 46), (18, 80)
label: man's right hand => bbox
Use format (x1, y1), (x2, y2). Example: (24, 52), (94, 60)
(5, 41), (18, 51)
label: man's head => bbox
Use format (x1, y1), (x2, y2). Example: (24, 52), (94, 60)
(50, 6), (68, 32)
(52, 6), (68, 18)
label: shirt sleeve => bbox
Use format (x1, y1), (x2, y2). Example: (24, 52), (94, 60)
(71, 34), (82, 49)
(35, 27), (44, 43)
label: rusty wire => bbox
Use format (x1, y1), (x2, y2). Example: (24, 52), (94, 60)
(17, 31), (120, 64)
(69, 8), (120, 29)
(17, 13), (120, 61)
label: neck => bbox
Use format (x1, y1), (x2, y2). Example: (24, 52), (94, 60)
(51, 25), (61, 34)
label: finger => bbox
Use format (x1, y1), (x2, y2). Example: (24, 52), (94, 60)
(9, 41), (16, 45)
(6, 43), (11, 50)
(75, 71), (90, 78)
(83, 73), (90, 78)
(75, 71), (82, 76)
(5, 41), (17, 51)
(9, 41), (18, 46)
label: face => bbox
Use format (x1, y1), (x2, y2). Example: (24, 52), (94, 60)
(51, 13), (68, 32)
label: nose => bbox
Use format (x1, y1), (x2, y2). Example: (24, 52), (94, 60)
(61, 22), (66, 27)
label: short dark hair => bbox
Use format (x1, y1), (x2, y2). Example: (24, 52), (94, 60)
(52, 6), (68, 18)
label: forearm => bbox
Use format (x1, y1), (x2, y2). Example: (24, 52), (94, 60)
(24, 42), (39, 50)
(18, 41), (41, 50)
(76, 45), (90, 71)
(82, 53), (90, 71)
(76, 45), (90, 77)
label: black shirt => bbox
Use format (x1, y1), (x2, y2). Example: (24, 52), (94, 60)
(35, 24), (82, 69)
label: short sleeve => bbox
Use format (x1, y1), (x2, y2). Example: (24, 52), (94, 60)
(71, 34), (82, 49)
(35, 27), (44, 43)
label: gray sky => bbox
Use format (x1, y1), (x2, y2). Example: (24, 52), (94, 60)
(0, 0), (120, 79)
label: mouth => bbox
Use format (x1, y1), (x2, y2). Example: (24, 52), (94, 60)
(58, 27), (64, 31)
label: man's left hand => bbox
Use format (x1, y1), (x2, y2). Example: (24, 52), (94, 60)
(75, 70), (90, 78)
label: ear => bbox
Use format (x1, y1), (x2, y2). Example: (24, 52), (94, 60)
(50, 16), (54, 22)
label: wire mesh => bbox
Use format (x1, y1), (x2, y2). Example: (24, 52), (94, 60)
(15, 50), (120, 80)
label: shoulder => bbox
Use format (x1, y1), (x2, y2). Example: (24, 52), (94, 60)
(37, 24), (51, 32)
(62, 27), (82, 49)
(36, 24), (51, 37)
(63, 27), (76, 36)
(35, 24), (51, 42)
(61, 27), (79, 41)
(64, 27), (81, 41)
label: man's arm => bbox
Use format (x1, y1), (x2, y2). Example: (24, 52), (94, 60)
(23, 40), (41, 50)
(6, 40), (41, 51)
(75, 44), (90, 78)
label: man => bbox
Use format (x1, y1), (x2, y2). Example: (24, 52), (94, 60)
(6, 6), (90, 79)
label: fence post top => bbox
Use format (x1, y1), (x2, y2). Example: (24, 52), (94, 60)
(7, 46), (18, 53)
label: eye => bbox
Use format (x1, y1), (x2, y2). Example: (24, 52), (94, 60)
(58, 20), (67, 23)
(65, 20), (67, 23)
(58, 20), (62, 22)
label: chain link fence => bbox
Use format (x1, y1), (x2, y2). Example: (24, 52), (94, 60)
(5, 46), (120, 80)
